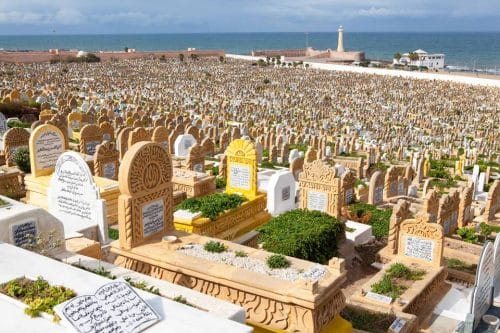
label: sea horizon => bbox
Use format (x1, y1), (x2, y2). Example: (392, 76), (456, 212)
(1, 32), (499, 69)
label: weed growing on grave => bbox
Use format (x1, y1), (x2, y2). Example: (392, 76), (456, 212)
(266, 254), (290, 269)
(348, 203), (392, 239)
(108, 228), (119, 240)
(234, 250), (247, 257)
(14, 146), (31, 173)
(341, 306), (396, 333)
(204, 241), (226, 253)
(124, 277), (160, 295)
(0, 276), (76, 322)
(173, 295), (193, 306)
(370, 263), (425, 299)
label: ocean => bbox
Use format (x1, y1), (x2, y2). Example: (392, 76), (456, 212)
(0, 32), (499, 70)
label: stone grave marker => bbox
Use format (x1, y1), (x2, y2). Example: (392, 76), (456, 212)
(48, 151), (108, 243)
(29, 124), (65, 177)
(79, 124), (103, 156)
(174, 134), (196, 157)
(118, 142), (173, 250)
(266, 170), (296, 216)
(94, 141), (119, 180)
(368, 170), (384, 205)
(2, 127), (30, 167)
(298, 159), (341, 218)
(470, 241), (494, 328)
(186, 143), (205, 173)
(0, 112), (7, 135)
(225, 139), (258, 200)
(397, 213), (444, 267)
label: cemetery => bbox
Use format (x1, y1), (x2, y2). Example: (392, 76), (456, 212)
(0, 55), (498, 332)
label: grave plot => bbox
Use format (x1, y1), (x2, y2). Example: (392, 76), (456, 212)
(110, 141), (348, 333)
(0, 242), (252, 333)
(351, 213), (448, 321)
(174, 139), (270, 240)
(24, 124), (120, 226)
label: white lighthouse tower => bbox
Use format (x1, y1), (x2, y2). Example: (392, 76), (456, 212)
(337, 26), (345, 52)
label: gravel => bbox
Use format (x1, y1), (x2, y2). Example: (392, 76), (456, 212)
(176, 243), (326, 282)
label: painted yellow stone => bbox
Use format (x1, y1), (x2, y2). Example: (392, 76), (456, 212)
(225, 139), (258, 200)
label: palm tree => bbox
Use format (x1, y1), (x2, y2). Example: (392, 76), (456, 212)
(393, 52), (401, 60)
(190, 53), (198, 61)
(408, 52), (419, 62)
(178, 53), (185, 62)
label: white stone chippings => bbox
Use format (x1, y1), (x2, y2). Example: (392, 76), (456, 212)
(176, 244), (326, 282)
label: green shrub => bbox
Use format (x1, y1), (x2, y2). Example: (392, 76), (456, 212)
(348, 203), (392, 239)
(7, 120), (31, 128)
(108, 228), (119, 240)
(456, 226), (479, 243)
(215, 177), (226, 189)
(266, 254), (290, 269)
(204, 241), (226, 253)
(258, 209), (344, 263)
(176, 193), (246, 220)
(260, 160), (277, 169)
(14, 146), (31, 173)
(479, 222), (500, 236)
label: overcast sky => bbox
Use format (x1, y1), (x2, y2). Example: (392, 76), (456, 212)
(0, 0), (499, 34)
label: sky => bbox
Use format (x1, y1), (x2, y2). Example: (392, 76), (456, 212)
(0, 0), (499, 34)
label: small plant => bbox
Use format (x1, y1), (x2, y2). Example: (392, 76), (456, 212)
(173, 295), (193, 306)
(445, 258), (477, 274)
(215, 176), (226, 189)
(108, 228), (119, 240)
(266, 254), (290, 269)
(14, 146), (31, 173)
(0, 277), (76, 322)
(456, 226), (479, 243)
(234, 250), (247, 257)
(21, 230), (62, 257)
(0, 197), (9, 207)
(94, 266), (116, 279)
(371, 263), (425, 299)
(124, 277), (160, 295)
(204, 241), (226, 253)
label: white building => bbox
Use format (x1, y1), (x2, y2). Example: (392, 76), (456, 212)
(394, 49), (445, 69)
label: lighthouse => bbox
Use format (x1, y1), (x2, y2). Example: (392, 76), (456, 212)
(337, 26), (344, 52)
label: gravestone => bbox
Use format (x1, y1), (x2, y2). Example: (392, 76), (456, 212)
(0, 196), (65, 251)
(128, 127), (150, 149)
(266, 170), (296, 216)
(298, 159), (341, 218)
(79, 124), (103, 156)
(48, 151), (108, 243)
(470, 241), (494, 328)
(288, 149), (300, 164)
(368, 171), (384, 205)
(225, 139), (258, 200)
(0, 112), (7, 135)
(174, 134), (196, 157)
(152, 126), (169, 151)
(186, 143), (205, 173)
(2, 127), (30, 167)
(340, 171), (356, 206)
(99, 121), (114, 141)
(118, 142), (173, 250)
(397, 213), (444, 268)
(94, 141), (119, 180)
(29, 124), (65, 177)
